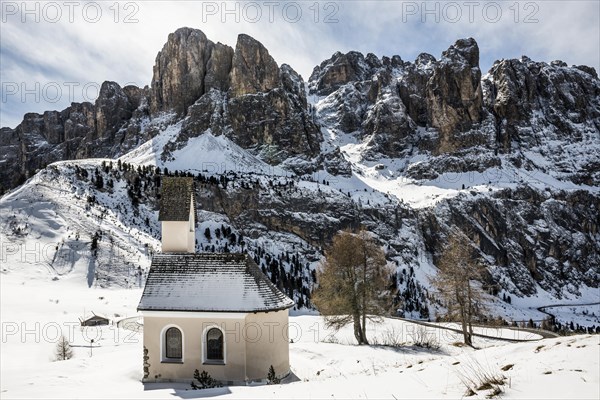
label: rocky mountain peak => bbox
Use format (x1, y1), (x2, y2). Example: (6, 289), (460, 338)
(574, 65), (598, 79)
(441, 37), (479, 67)
(484, 55), (600, 169)
(151, 31), (322, 168)
(229, 34), (280, 97)
(150, 27), (215, 116)
(308, 50), (372, 96)
(426, 37), (483, 152)
(415, 52), (436, 67)
(96, 81), (138, 139)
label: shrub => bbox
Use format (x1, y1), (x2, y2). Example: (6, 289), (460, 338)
(267, 365), (280, 385)
(410, 326), (440, 350)
(190, 370), (221, 390)
(380, 326), (404, 348)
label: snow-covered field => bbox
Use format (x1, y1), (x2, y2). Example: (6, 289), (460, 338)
(1, 110), (598, 398)
(1, 264), (598, 399)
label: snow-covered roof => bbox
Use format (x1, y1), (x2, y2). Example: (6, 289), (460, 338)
(79, 312), (110, 322)
(159, 177), (194, 221)
(137, 253), (295, 313)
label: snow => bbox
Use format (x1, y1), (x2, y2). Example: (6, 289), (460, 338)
(1, 93), (599, 397)
(165, 133), (287, 176)
(0, 152), (598, 398)
(138, 253), (294, 312)
(118, 114), (180, 166)
(120, 121), (288, 177)
(1, 268), (598, 399)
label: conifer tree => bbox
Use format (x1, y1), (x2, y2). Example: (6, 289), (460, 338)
(54, 334), (73, 361)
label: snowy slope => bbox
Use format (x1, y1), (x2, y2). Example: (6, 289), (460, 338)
(0, 160), (157, 287)
(1, 267), (598, 399)
(2, 117), (599, 326)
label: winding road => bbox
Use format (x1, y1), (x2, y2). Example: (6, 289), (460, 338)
(392, 316), (558, 341)
(117, 304), (599, 341)
(535, 302), (600, 321)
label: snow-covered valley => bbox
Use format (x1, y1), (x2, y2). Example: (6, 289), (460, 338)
(1, 265), (598, 399)
(1, 25), (600, 399)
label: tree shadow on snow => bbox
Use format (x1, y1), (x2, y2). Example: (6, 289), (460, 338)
(369, 344), (451, 357)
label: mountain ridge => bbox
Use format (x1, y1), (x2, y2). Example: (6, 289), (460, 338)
(1, 27), (598, 327)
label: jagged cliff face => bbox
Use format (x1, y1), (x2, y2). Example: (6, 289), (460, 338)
(0, 28), (321, 191)
(150, 28), (321, 167)
(426, 38), (483, 152)
(0, 81), (149, 190)
(1, 29), (599, 317)
(423, 188), (600, 297)
(483, 57), (600, 185)
(308, 39), (486, 157)
(310, 38), (600, 183)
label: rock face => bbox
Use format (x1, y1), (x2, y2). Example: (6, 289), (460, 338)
(312, 43), (474, 155)
(169, 31), (321, 167)
(229, 34), (280, 97)
(309, 51), (419, 157)
(484, 56), (600, 156)
(398, 53), (436, 126)
(96, 81), (139, 139)
(482, 57), (600, 185)
(426, 38), (483, 152)
(0, 81), (150, 192)
(422, 188), (599, 297)
(150, 28), (215, 116)
(310, 38), (600, 183)
(309, 38), (485, 157)
(205, 43), (234, 92)
(309, 51), (376, 96)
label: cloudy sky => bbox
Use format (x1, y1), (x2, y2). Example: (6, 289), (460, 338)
(1, 0), (598, 128)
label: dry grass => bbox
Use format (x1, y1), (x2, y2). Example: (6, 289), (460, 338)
(534, 345), (545, 353)
(457, 357), (506, 399)
(369, 326), (405, 348)
(410, 326), (440, 350)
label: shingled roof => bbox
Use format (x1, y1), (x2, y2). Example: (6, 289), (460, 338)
(159, 177), (194, 221)
(137, 253), (295, 313)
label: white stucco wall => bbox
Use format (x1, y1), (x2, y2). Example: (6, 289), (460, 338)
(161, 221), (194, 253)
(244, 309), (290, 381)
(142, 309), (291, 384)
(143, 312), (248, 383)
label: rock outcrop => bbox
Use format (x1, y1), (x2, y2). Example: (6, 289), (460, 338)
(96, 81), (139, 139)
(229, 34), (280, 97)
(0, 80), (150, 192)
(150, 28), (215, 116)
(171, 31), (321, 167)
(309, 51), (377, 96)
(423, 187), (600, 296)
(205, 43), (234, 92)
(308, 50), (418, 156)
(426, 38), (483, 152)
(485, 56), (600, 147)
